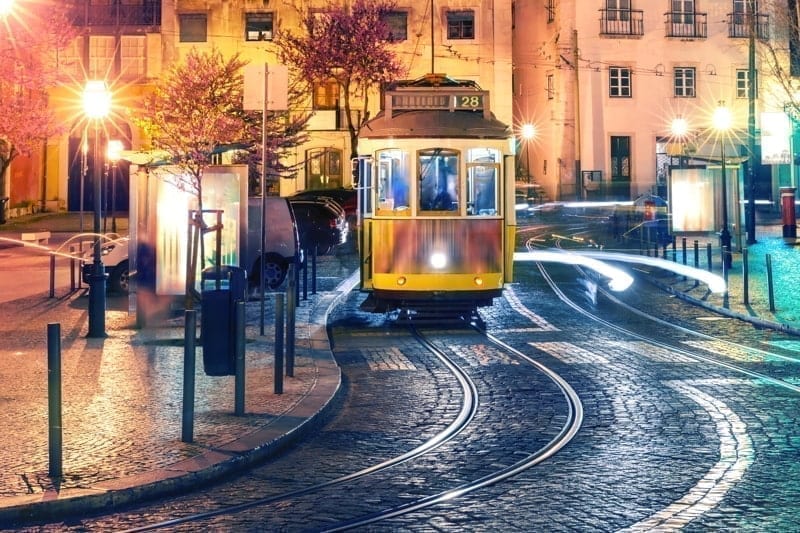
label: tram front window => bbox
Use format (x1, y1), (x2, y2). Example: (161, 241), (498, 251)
(377, 149), (410, 213)
(419, 149), (459, 212)
(467, 149), (500, 216)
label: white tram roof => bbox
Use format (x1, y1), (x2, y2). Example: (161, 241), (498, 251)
(359, 74), (511, 140)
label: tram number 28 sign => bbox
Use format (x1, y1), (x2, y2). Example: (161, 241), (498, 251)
(454, 94), (483, 110)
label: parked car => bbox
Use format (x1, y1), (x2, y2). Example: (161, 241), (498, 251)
(288, 198), (348, 255)
(245, 196), (302, 290)
(290, 187), (357, 227)
(82, 237), (130, 294)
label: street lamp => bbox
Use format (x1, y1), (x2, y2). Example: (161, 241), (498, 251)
(521, 123), (536, 185)
(671, 116), (689, 168)
(107, 139), (123, 233)
(712, 102), (733, 270)
(0, 0), (13, 16)
(83, 80), (111, 338)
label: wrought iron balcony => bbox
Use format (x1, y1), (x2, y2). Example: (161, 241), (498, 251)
(664, 11), (707, 39)
(599, 8), (644, 37)
(727, 12), (769, 39)
(69, 1), (161, 28)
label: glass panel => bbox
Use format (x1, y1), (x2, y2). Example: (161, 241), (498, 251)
(466, 148), (500, 216)
(376, 149), (411, 213)
(418, 149), (459, 212)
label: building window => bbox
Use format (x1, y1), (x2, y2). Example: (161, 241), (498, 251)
(245, 12), (274, 41)
(313, 80), (340, 110)
(673, 67), (695, 97)
(736, 68), (757, 98)
(671, 0), (695, 24)
(546, 74), (554, 99)
(609, 66), (632, 97)
(179, 13), (207, 43)
(120, 35), (146, 78)
(447, 10), (475, 40)
(89, 35), (115, 80)
(307, 148), (343, 189)
(383, 11), (408, 41)
(607, 0), (631, 21)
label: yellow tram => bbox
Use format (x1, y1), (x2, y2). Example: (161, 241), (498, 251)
(355, 74), (516, 317)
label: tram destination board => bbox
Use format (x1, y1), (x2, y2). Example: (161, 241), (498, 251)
(391, 91), (485, 112)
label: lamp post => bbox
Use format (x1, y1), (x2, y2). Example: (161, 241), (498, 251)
(521, 123), (536, 185)
(107, 139), (123, 233)
(83, 80), (111, 338)
(713, 102), (733, 270)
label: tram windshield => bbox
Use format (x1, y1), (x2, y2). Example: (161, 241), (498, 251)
(418, 149), (459, 213)
(467, 148), (500, 216)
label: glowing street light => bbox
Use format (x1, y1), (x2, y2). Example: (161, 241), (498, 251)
(0, 0), (13, 16)
(521, 123), (536, 185)
(83, 80), (111, 338)
(712, 102), (733, 270)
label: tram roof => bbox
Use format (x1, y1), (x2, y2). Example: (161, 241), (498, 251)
(359, 109), (511, 140)
(360, 74), (511, 140)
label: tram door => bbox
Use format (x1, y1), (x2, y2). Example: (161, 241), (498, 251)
(356, 156), (374, 290)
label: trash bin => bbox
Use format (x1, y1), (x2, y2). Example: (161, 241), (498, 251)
(200, 265), (247, 376)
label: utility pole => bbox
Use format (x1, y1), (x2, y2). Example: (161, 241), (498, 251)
(746, 0), (757, 244)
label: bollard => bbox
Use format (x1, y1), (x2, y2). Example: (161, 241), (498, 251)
(693, 240), (699, 268)
(69, 245), (76, 292)
(311, 245), (318, 295)
(671, 235), (677, 262)
(275, 293), (284, 394)
(49, 253), (56, 298)
(302, 247), (309, 301)
(182, 310), (196, 443)
(742, 249), (749, 306)
(235, 301), (246, 416)
(706, 243), (712, 272)
(766, 254), (775, 312)
(681, 237), (687, 265)
(47, 323), (63, 478)
(286, 264), (296, 378)
(723, 245), (731, 282)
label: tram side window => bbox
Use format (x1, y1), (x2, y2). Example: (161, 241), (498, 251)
(377, 149), (410, 213)
(467, 148), (500, 216)
(418, 149), (459, 212)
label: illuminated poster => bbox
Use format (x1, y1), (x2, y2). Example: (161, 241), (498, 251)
(761, 112), (791, 165)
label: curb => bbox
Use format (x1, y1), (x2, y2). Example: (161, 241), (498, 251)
(648, 276), (800, 337)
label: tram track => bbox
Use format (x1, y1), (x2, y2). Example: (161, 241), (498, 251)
(99, 319), (580, 531)
(527, 236), (800, 394)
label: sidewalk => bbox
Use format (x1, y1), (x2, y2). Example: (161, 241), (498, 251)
(0, 212), (359, 527)
(618, 220), (800, 335)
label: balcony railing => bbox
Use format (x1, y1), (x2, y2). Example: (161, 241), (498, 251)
(599, 8), (644, 37)
(727, 13), (769, 39)
(70, 1), (161, 28)
(664, 11), (707, 38)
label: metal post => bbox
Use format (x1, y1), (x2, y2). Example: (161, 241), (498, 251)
(111, 162), (117, 234)
(286, 263), (296, 377)
(274, 293), (284, 394)
(693, 240), (699, 268)
(719, 141), (733, 270)
(746, 0), (757, 244)
(706, 243), (712, 272)
(311, 245), (317, 295)
(742, 249), (750, 306)
(182, 310), (196, 443)
(766, 254), (775, 312)
(49, 253), (56, 298)
(234, 301), (245, 415)
(47, 323), (62, 478)
(87, 120), (107, 338)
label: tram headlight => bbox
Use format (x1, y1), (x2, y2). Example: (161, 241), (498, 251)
(473, 276), (484, 286)
(396, 276), (407, 286)
(430, 252), (447, 269)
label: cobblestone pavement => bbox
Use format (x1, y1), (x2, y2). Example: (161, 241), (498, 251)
(0, 213), (360, 526)
(0, 210), (796, 528)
